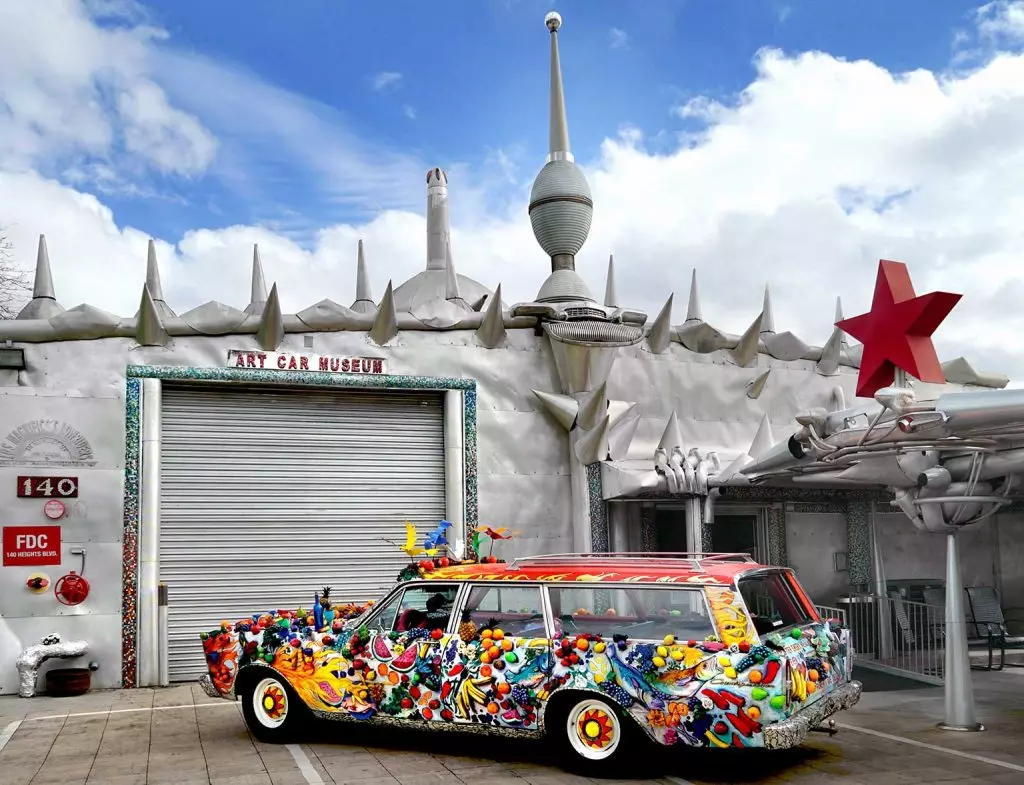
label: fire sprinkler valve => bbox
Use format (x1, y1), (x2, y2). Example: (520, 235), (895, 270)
(26, 573), (50, 593)
(54, 547), (90, 606)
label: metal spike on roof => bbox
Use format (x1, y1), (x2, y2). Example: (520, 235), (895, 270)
(647, 293), (674, 354)
(731, 310), (763, 368)
(246, 244), (268, 315)
(760, 285), (775, 334)
(351, 239), (375, 314)
(257, 283), (285, 351)
(604, 254), (618, 308)
(816, 327), (843, 376)
(136, 283), (170, 347)
(685, 268), (702, 322)
(533, 389), (578, 431)
(140, 239), (176, 320)
(369, 280), (398, 345)
(476, 283), (507, 348)
(607, 402), (641, 461)
(16, 234), (65, 320)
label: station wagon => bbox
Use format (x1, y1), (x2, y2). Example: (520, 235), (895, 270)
(198, 552), (862, 775)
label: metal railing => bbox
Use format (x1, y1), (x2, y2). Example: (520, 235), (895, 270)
(815, 603), (848, 628)
(841, 592), (945, 685)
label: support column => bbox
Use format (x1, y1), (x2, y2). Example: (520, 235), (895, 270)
(568, 431), (593, 553)
(685, 497), (703, 553)
(138, 378), (161, 688)
(845, 497), (872, 589)
(443, 390), (466, 549)
(940, 533), (984, 732)
(640, 504), (657, 552)
(870, 506), (894, 660)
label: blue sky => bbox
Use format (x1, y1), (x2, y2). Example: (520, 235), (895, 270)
(89, 0), (990, 244)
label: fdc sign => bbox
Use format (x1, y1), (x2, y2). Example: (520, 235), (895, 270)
(2, 525), (62, 566)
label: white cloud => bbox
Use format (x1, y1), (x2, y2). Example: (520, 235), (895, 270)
(403, 104), (417, 120)
(609, 28), (629, 49)
(975, 1), (1024, 40)
(778, 5), (793, 23)
(0, 0), (214, 181)
(7, 2), (1024, 385)
(371, 71), (403, 91)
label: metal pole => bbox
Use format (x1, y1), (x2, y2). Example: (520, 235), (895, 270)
(685, 497), (703, 554)
(567, 430), (593, 553)
(939, 532), (984, 731)
(870, 504), (894, 660)
(158, 582), (169, 687)
(443, 390), (466, 550)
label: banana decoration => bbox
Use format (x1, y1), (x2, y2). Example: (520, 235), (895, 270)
(454, 676), (494, 719)
(790, 666), (808, 702)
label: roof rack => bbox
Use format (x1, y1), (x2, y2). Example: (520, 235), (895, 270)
(508, 552), (757, 572)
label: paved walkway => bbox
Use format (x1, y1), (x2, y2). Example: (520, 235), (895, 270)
(1, 669), (1023, 784)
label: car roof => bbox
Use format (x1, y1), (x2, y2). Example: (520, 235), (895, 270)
(422, 552), (774, 585)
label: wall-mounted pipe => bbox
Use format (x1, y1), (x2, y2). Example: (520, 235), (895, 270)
(443, 390), (466, 553)
(158, 582), (169, 687)
(138, 378), (162, 687)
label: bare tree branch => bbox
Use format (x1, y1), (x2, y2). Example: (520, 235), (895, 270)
(0, 231), (31, 320)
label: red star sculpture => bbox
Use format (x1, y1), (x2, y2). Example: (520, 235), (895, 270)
(837, 260), (961, 398)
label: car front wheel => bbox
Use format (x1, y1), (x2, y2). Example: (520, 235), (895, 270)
(241, 672), (305, 743)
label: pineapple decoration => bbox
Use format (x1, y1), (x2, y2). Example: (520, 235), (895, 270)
(458, 608), (477, 643)
(320, 586), (338, 632)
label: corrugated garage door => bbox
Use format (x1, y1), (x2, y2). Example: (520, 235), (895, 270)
(159, 383), (447, 682)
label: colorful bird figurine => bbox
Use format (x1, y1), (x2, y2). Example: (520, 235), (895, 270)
(400, 521), (438, 559)
(424, 520), (453, 550)
(475, 525), (519, 559)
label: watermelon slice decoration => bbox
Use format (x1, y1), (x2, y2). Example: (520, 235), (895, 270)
(391, 644), (418, 672)
(372, 635), (393, 662)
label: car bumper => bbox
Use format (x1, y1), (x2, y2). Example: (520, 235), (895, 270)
(198, 673), (234, 700)
(761, 680), (862, 750)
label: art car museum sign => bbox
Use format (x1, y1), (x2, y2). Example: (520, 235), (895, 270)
(228, 350), (387, 375)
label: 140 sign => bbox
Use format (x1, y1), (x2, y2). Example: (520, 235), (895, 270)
(17, 476), (79, 498)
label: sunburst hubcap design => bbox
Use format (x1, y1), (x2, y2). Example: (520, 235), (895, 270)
(253, 678), (288, 728)
(567, 699), (620, 760)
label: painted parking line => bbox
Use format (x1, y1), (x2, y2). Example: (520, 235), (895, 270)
(664, 776), (696, 785)
(0, 720), (22, 753)
(838, 722), (1024, 773)
(287, 744), (325, 784)
(22, 700), (239, 722)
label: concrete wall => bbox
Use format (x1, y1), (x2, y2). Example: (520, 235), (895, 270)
(873, 511), (998, 590)
(0, 387), (126, 694)
(786, 512), (848, 606)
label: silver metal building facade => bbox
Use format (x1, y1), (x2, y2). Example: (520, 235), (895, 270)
(1, 12), (1021, 700)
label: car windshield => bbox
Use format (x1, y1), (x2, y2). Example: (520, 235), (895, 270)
(737, 572), (813, 635)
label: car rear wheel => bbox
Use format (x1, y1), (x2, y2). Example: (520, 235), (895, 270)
(241, 672), (306, 743)
(546, 693), (639, 776)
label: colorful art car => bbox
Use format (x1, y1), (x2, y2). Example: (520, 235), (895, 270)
(198, 553), (862, 775)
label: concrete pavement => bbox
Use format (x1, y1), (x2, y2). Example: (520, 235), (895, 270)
(2, 668), (1023, 784)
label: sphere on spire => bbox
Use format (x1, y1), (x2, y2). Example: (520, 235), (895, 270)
(545, 11), (562, 31)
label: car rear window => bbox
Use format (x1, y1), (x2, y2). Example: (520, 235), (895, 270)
(737, 572), (813, 635)
(546, 586), (715, 642)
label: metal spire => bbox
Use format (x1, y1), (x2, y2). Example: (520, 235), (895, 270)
(604, 255), (618, 307)
(545, 11), (572, 163)
(136, 284), (169, 347)
(142, 239), (176, 320)
(760, 285), (775, 334)
(685, 269), (702, 322)
(245, 244), (268, 315)
(17, 234), (64, 320)
(351, 239), (375, 313)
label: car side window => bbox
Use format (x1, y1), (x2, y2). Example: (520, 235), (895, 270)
(364, 584), (460, 634)
(546, 586), (715, 642)
(460, 585), (546, 637)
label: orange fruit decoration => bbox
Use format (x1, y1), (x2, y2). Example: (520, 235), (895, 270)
(808, 669), (819, 682)
(481, 629), (493, 640)
(480, 652), (492, 664)
(480, 665), (492, 678)
(749, 670), (763, 683)
(501, 639), (514, 652)
(488, 646), (501, 659)
(487, 702), (500, 714)
(496, 682), (511, 695)
(492, 629), (505, 641)
(747, 706), (761, 720)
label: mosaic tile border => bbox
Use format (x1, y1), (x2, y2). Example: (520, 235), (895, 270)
(587, 462), (609, 552)
(640, 505), (658, 552)
(844, 499), (872, 588)
(120, 365), (479, 689)
(121, 378), (141, 689)
(766, 506), (788, 566)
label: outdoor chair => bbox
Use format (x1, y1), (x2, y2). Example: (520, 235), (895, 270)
(964, 586), (1024, 671)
